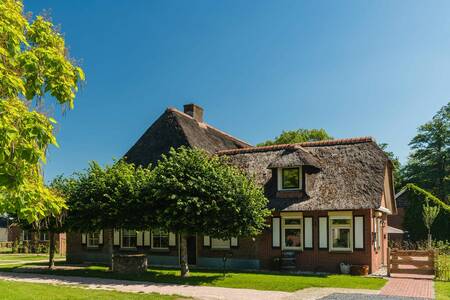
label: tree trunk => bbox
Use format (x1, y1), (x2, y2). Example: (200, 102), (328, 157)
(427, 231), (432, 249)
(48, 231), (55, 269)
(180, 234), (190, 278)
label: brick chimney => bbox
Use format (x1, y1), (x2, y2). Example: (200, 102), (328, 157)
(183, 103), (204, 122)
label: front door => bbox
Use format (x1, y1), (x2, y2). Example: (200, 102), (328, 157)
(187, 235), (197, 265)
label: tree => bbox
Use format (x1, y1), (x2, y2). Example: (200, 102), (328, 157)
(422, 201), (440, 248)
(0, 0), (85, 222)
(402, 183), (449, 241)
(257, 128), (332, 146)
(401, 102), (449, 203)
(147, 147), (270, 277)
(65, 160), (153, 232)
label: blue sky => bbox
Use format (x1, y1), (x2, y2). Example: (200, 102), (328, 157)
(25, 0), (449, 181)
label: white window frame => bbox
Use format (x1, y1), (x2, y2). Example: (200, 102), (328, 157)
(22, 230), (32, 242)
(211, 238), (230, 249)
(151, 228), (169, 250)
(329, 216), (353, 252)
(39, 231), (48, 241)
(278, 167), (303, 191)
(121, 229), (137, 249)
(87, 231), (100, 248)
(281, 215), (303, 250)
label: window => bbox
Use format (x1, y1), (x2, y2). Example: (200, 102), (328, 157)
(87, 231), (100, 248)
(282, 168), (300, 189)
(22, 230), (32, 241)
(121, 229), (137, 248)
(151, 229), (169, 249)
(39, 231), (48, 241)
(282, 217), (302, 250)
(211, 238), (230, 249)
(330, 218), (352, 251)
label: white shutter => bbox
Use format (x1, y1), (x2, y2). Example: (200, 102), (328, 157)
(143, 230), (151, 246)
(113, 229), (120, 246)
(354, 216), (364, 249)
(98, 230), (103, 245)
(272, 217), (280, 247)
(169, 232), (176, 246)
(231, 237), (238, 247)
(81, 233), (87, 245)
(304, 217), (313, 248)
(136, 231), (143, 246)
(203, 235), (210, 247)
(319, 217), (328, 249)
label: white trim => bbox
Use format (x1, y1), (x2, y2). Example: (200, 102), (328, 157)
(319, 217), (328, 249)
(272, 218), (280, 247)
(203, 235), (210, 247)
(151, 229), (169, 250)
(304, 217), (313, 248)
(329, 214), (353, 252)
(277, 167), (303, 191)
(354, 216), (364, 249)
(87, 231), (100, 248)
(281, 214), (303, 250)
(211, 238), (230, 249)
(113, 229), (120, 246)
(121, 229), (137, 249)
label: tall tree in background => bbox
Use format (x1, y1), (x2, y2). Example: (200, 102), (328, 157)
(148, 147), (270, 277)
(257, 128), (332, 146)
(0, 0), (85, 222)
(401, 102), (449, 203)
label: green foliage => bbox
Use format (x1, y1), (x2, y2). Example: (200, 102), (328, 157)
(401, 102), (449, 203)
(422, 201), (440, 231)
(64, 160), (153, 232)
(148, 147), (271, 239)
(403, 184), (449, 241)
(436, 254), (450, 282)
(0, 0), (84, 222)
(257, 128), (332, 146)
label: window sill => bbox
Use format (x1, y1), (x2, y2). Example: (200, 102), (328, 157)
(329, 249), (353, 253)
(119, 247), (138, 251)
(150, 248), (170, 253)
(86, 246), (100, 250)
(210, 248), (231, 251)
(282, 248), (303, 251)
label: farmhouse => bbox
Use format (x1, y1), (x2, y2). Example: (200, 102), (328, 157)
(67, 104), (396, 273)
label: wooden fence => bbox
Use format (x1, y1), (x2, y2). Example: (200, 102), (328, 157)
(387, 249), (435, 277)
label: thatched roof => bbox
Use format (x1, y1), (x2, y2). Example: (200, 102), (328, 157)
(219, 137), (389, 211)
(125, 108), (250, 166)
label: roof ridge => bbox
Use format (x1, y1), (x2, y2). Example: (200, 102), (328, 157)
(217, 136), (375, 155)
(167, 107), (252, 147)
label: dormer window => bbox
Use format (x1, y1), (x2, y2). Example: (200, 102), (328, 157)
(278, 167), (302, 190)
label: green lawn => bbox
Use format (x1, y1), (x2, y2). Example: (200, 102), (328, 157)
(0, 254), (64, 263)
(436, 281), (450, 300)
(0, 263), (387, 292)
(0, 280), (183, 300)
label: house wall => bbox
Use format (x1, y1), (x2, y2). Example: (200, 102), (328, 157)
(66, 208), (387, 273)
(370, 211), (388, 272)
